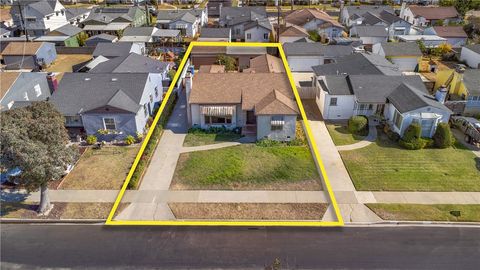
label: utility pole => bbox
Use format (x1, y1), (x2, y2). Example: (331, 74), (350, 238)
(16, 1), (29, 41)
(276, 0), (280, 43)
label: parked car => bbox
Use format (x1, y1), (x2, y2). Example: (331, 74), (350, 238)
(450, 116), (480, 144)
(0, 165), (75, 185)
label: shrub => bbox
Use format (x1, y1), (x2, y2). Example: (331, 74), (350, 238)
(348, 116), (368, 134)
(433, 123), (455, 148)
(402, 123), (422, 142)
(136, 132), (144, 143)
(386, 129), (401, 142)
(256, 139), (281, 147)
(86, 135), (97, 145)
(124, 135), (135, 145)
(399, 138), (427, 150)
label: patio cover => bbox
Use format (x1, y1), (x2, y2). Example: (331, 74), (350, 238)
(201, 106), (235, 116)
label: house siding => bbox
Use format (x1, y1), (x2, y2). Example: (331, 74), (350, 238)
(461, 47), (480, 69)
(256, 115), (296, 141)
(0, 73), (51, 110)
(287, 56), (324, 72)
(244, 26), (270, 43)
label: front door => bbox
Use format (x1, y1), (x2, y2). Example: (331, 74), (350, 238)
(376, 104), (385, 115)
(246, 110), (256, 125)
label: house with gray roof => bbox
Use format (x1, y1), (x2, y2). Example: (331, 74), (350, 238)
(43, 23), (83, 47)
(283, 43), (354, 72)
(65, 7), (90, 26)
(198, 27), (231, 42)
(81, 6), (146, 37)
(314, 73), (450, 137)
(372, 42), (422, 71)
(156, 8), (206, 38)
(50, 72), (163, 140)
(218, 7), (272, 42)
(350, 10), (412, 40)
(349, 25), (388, 50)
(10, 0), (69, 36)
(119, 26), (160, 43)
(85, 33), (118, 47)
(92, 42), (144, 59)
(341, 5), (394, 27)
(460, 44), (480, 69)
(0, 72), (53, 111)
(312, 53), (401, 77)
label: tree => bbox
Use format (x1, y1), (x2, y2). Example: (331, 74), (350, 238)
(77, 32), (88, 47)
(216, 54), (237, 71)
(434, 42), (452, 57)
(433, 123), (455, 148)
(0, 102), (78, 214)
(416, 39), (427, 55)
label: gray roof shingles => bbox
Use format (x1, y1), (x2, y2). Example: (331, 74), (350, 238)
(89, 53), (169, 74)
(283, 43), (353, 57)
(387, 83), (450, 113)
(312, 53), (401, 76)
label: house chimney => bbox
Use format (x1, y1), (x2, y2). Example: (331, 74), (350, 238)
(435, 85), (448, 104)
(46, 72), (58, 93)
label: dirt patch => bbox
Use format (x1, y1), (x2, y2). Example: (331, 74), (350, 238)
(169, 203), (328, 220)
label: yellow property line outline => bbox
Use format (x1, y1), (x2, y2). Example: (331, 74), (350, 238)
(106, 41), (344, 226)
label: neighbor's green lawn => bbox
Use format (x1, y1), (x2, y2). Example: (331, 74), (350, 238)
(326, 124), (367, 146)
(367, 204), (480, 222)
(340, 132), (480, 191)
(183, 133), (242, 147)
(173, 145), (320, 189)
(60, 146), (139, 190)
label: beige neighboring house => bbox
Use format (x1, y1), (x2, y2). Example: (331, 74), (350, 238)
(244, 54), (285, 73)
(279, 25), (311, 44)
(198, 65), (226, 73)
(185, 70), (299, 141)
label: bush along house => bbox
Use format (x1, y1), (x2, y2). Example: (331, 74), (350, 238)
(49, 73), (163, 141)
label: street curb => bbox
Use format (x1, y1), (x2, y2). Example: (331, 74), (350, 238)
(346, 221), (480, 227)
(0, 218), (106, 224)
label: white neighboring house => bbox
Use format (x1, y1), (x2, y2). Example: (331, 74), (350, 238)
(279, 25), (311, 44)
(399, 4), (461, 27)
(372, 42), (422, 72)
(10, 0), (69, 36)
(423, 26), (468, 48)
(244, 20), (272, 42)
(198, 28), (231, 42)
(285, 8), (344, 41)
(340, 5), (394, 27)
(460, 44), (480, 69)
(352, 10), (412, 41)
(396, 35), (447, 48)
(349, 25), (388, 49)
(156, 10), (200, 38)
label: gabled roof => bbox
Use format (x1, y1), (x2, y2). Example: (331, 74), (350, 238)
(380, 42), (422, 57)
(50, 73), (149, 115)
(0, 72), (21, 100)
(156, 9), (198, 24)
(408, 5), (459, 20)
(255, 89), (299, 115)
(49, 24), (82, 36)
(122, 26), (156, 37)
(86, 33), (117, 42)
(313, 53), (400, 76)
(92, 42), (135, 58)
(283, 43), (353, 57)
(26, 0), (57, 16)
(319, 75), (352, 95)
(200, 28), (231, 38)
(345, 5), (394, 18)
(65, 7), (89, 21)
(84, 6), (144, 25)
(432, 26), (467, 38)
(89, 53), (170, 74)
(198, 65), (225, 73)
(464, 44), (480, 55)
(387, 83), (450, 113)
(280, 25), (309, 37)
(463, 69), (480, 96)
(352, 25), (388, 37)
(219, 7), (267, 27)
(286, 8), (343, 28)
(244, 19), (272, 31)
(244, 54), (284, 73)
(1, 42), (46, 55)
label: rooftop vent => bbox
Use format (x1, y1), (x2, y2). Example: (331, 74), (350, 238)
(112, 78), (118, 81)
(85, 78), (91, 81)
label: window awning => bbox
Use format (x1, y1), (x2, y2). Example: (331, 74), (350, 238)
(201, 106), (234, 116)
(421, 112), (442, 119)
(175, 24), (188, 29)
(271, 120), (285, 126)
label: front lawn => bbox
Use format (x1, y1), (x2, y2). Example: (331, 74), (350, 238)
(183, 133), (242, 147)
(326, 124), (367, 146)
(0, 202), (124, 219)
(60, 146), (139, 190)
(367, 204), (480, 222)
(340, 132), (480, 191)
(171, 144), (321, 190)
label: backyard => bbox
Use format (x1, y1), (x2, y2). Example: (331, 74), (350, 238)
(367, 204), (480, 222)
(60, 146), (139, 190)
(340, 130), (480, 191)
(171, 144), (322, 190)
(326, 123), (367, 146)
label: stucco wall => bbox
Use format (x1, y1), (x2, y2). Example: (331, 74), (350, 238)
(0, 73), (51, 110)
(82, 112), (138, 139)
(244, 26), (270, 43)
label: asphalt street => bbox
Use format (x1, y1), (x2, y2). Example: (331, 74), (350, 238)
(1, 224), (480, 269)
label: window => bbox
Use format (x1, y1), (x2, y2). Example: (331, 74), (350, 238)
(103, 118), (116, 130)
(24, 92), (29, 101)
(393, 110), (403, 130)
(271, 115), (284, 131)
(263, 33), (269, 40)
(246, 33), (251, 39)
(149, 94), (153, 103)
(144, 104), (148, 117)
(330, 97), (337, 106)
(204, 115), (232, 125)
(235, 29), (240, 35)
(26, 18), (36, 22)
(34, 84), (41, 97)
(155, 87), (159, 97)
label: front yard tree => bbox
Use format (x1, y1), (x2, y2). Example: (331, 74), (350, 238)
(0, 102), (78, 214)
(216, 54), (236, 71)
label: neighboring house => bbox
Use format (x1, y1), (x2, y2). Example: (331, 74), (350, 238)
(218, 7), (272, 42)
(207, 0), (232, 18)
(65, 7), (90, 26)
(154, 29), (182, 43)
(460, 44), (480, 69)
(40, 23), (83, 47)
(10, 0), (69, 36)
(85, 33), (118, 47)
(50, 73), (163, 139)
(396, 34), (447, 48)
(351, 10), (412, 40)
(0, 27), (11, 38)
(189, 45), (267, 69)
(340, 5), (394, 27)
(198, 27), (231, 42)
(400, 4), (460, 27)
(185, 71), (299, 141)
(372, 42), (422, 72)
(312, 52), (401, 76)
(156, 8), (207, 38)
(285, 8), (344, 42)
(119, 26), (160, 43)
(0, 72), (52, 111)
(81, 7), (146, 36)
(1, 8), (14, 28)
(424, 26), (468, 48)
(92, 42), (144, 59)
(283, 42), (354, 72)
(435, 68), (480, 115)
(88, 52), (170, 81)
(279, 25), (310, 44)
(349, 25), (388, 50)
(1, 42), (57, 70)
(314, 73), (451, 138)
(243, 54), (285, 73)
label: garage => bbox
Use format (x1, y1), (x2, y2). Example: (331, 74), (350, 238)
(287, 56), (324, 72)
(390, 57), (419, 72)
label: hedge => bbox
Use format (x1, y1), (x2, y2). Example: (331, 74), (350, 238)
(433, 123), (455, 148)
(127, 92), (178, 189)
(348, 116), (368, 135)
